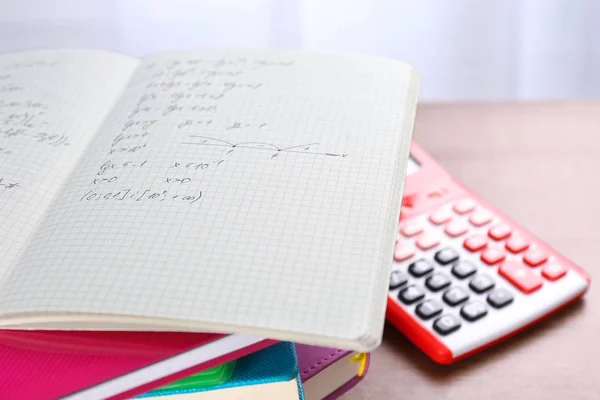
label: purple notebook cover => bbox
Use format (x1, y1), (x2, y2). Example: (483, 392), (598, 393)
(296, 344), (370, 400)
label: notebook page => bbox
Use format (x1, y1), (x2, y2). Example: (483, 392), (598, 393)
(0, 50), (138, 281)
(0, 50), (415, 346)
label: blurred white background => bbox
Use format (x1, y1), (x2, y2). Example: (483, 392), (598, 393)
(1, 0), (599, 101)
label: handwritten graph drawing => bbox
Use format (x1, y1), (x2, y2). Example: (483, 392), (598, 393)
(182, 135), (348, 158)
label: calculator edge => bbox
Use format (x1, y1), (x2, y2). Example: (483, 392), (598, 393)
(386, 287), (588, 365)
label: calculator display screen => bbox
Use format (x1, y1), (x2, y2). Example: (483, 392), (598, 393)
(406, 156), (420, 176)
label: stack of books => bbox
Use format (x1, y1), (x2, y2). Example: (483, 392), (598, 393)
(137, 342), (370, 400)
(0, 45), (418, 399)
(0, 330), (369, 399)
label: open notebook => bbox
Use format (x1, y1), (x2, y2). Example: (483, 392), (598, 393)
(0, 48), (418, 352)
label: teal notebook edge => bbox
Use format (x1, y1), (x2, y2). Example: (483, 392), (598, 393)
(138, 342), (304, 399)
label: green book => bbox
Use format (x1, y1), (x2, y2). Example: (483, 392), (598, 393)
(143, 360), (236, 394)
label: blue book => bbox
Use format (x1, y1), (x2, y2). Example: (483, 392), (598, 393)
(138, 342), (304, 399)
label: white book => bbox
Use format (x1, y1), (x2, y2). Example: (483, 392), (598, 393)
(0, 48), (419, 352)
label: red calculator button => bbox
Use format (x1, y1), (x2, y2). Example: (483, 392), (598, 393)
(488, 224), (512, 241)
(453, 199), (477, 214)
(523, 249), (548, 267)
(463, 235), (488, 252)
(400, 222), (424, 237)
(505, 236), (530, 254)
(542, 263), (568, 281)
(416, 234), (440, 251)
(469, 210), (493, 227)
(499, 261), (543, 294)
(444, 221), (469, 238)
(481, 247), (506, 265)
(394, 242), (416, 262)
(429, 209), (452, 225)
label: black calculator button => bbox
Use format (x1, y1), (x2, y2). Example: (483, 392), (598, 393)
(434, 247), (460, 265)
(433, 314), (461, 335)
(425, 273), (451, 292)
(398, 285), (426, 305)
(416, 300), (443, 320)
(460, 301), (488, 322)
(469, 275), (495, 293)
(408, 259), (434, 277)
(443, 287), (470, 306)
(487, 289), (514, 309)
(452, 261), (477, 279)
(389, 270), (409, 290)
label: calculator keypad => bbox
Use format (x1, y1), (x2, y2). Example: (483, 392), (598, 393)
(469, 275), (495, 293)
(433, 314), (462, 335)
(463, 235), (488, 252)
(542, 263), (568, 281)
(398, 285), (426, 305)
(416, 300), (443, 320)
(460, 301), (488, 321)
(487, 289), (514, 308)
(425, 273), (452, 292)
(480, 247), (506, 265)
(505, 236), (529, 253)
(389, 196), (580, 351)
(451, 261), (477, 279)
(443, 287), (470, 306)
(408, 259), (435, 277)
(488, 223), (512, 241)
(389, 270), (409, 290)
(434, 248), (460, 265)
(498, 261), (543, 293)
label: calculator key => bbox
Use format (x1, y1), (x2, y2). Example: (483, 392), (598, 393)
(463, 235), (488, 252)
(460, 301), (488, 322)
(452, 261), (477, 279)
(542, 263), (568, 281)
(469, 275), (495, 293)
(398, 285), (425, 305)
(488, 223), (512, 241)
(469, 209), (493, 227)
(487, 289), (514, 309)
(444, 221), (469, 237)
(523, 248), (548, 267)
(429, 209), (453, 225)
(425, 273), (452, 292)
(389, 270), (409, 289)
(400, 222), (424, 237)
(499, 261), (543, 294)
(394, 242), (416, 262)
(505, 236), (530, 254)
(434, 247), (459, 265)
(453, 199), (476, 215)
(408, 259), (434, 277)
(416, 234), (440, 251)
(443, 287), (470, 306)
(416, 300), (443, 320)
(480, 247), (506, 265)
(433, 314), (461, 335)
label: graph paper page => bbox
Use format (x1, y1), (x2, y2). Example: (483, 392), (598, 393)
(0, 50), (138, 282)
(0, 50), (416, 348)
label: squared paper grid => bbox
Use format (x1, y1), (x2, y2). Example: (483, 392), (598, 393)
(0, 50), (415, 350)
(0, 50), (138, 281)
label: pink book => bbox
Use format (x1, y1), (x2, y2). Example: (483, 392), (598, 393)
(296, 344), (370, 400)
(0, 330), (273, 399)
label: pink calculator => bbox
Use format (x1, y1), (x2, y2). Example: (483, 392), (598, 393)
(386, 142), (591, 364)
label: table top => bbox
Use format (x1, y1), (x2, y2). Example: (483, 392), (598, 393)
(344, 102), (600, 400)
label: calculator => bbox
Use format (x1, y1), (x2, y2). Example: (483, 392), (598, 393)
(386, 142), (591, 364)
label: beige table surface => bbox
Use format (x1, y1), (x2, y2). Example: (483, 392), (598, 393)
(343, 102), (600, 400)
